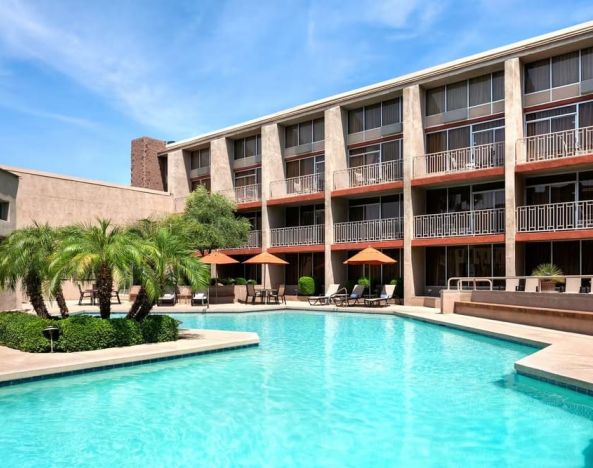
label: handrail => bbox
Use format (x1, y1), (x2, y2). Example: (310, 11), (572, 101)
(220, 184), (261, 204)
(269, 173), (324, 198)
(414, 208), (504, 238)
(334, 217), (403, 243)
(414, 141), (504, 177)
(517, 125), (593, 163)
(516, 200), (593, 232)
(446, 275), (593, 290)
(333, 159), (403, 190)
(270, 224), (324, 246)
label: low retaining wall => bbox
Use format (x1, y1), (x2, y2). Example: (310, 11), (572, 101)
(471, 290), (593, 313)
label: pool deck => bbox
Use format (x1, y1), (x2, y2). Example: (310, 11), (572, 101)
(2, 300), (593, 394)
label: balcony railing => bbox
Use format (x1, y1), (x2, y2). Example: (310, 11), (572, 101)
(221, 184), (261, 204)
(517, 201), (593, 232)
(414, 208), (505, 238)
(270, 224), (324, 247)
(334, 217), (403, 244)
(333, 160), (403, 190)
(269, 173), (324, 199)
(414, 142), (505, 177)
(519, 126), (593, 163)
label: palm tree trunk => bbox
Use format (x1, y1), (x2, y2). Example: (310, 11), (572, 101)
(134, 295), (155, 322)
(96, 263), (113, 319)
(55, 286), (69, 318)
(126, 286), (145, 320)
(25, 273), (50, 319)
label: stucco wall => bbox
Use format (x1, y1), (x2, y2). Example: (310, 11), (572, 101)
(0, 166), (174, 228)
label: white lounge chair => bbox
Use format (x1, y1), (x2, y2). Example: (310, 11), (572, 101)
(524, 278), (539, 293)
(191, 292), (208, 305)
(364, 285), (396, 307)
(333, 284), (365, 307)
(308, 284), (346, 305)
(564, 277), (582, 294)
(157, 292), (176, 306)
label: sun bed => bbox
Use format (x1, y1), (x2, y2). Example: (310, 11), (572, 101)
(332, 284), (365, 307)
(157, 292), (177, 306)
(364, 285), (396, 307)
(308, 284), (346, 305)
(191, 292), (208, 306)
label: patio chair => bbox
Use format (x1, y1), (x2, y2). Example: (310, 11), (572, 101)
(245, 283), (264, 304)
(333, 284), (365, 307)
(178, 285), (193, 304)
(505, 278), (520, 292)
(157, 289), (177, 306)
(268, 285), (286, 304)
(524, 278), (539, 293)
(364, 285), (396, 307)
(564, 277), (583, 294)
(191, 291), (208, 306)
(308, 284), (346, 305)
(78, 283), (95, 305)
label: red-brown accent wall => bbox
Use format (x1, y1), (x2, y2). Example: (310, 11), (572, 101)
(131, 137), (167, 191)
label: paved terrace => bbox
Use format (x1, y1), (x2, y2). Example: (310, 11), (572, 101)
(2, 300), (593, 395)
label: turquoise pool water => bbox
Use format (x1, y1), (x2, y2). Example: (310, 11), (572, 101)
(1, 312), (593, 467)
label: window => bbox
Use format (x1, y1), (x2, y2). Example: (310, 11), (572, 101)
(285, 204), (324, 227)
(469, 75), (491, 107)
(190, 148), (210, 169)
(192, 178), (210, 192)
(525, 105), (577, 137)
(0, 201), (8, 221)
(348, 195), (402, 222)
(525, 48), (591, 93)
(234, 169), (259, 187)
(285, 119), (324, 148)
(492, 71), (504, 102)
(348, 139), (402, 167)
(426, 119), (505, 153)
(348, 98), (402, 133)
(426, 182), (504, 213)
(426, 86), (445, 116)
(446, 81), (467, 111)
(234, 135), (261, 160)
(285, 155), (325, 178)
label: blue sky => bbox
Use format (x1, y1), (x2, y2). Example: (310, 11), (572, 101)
(0, 0), (592, 184)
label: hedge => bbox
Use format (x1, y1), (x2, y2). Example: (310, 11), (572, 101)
(298, 276), (316, 296)
(0, 312), (180, 353)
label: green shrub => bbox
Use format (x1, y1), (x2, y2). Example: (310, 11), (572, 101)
(246, 279), (256, 285)
(0, 312), (51, 352)
(298, 276), (316, 296)
(357, 277), (370, 288)
(140, 315), (179, 343)
(0, 312), (179, 353)
(235, 277), (247, 285)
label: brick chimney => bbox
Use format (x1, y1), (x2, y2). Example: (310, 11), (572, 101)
(130, 137), (168, 191)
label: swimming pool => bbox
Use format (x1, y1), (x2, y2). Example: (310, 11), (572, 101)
(1, 311), (592, 466)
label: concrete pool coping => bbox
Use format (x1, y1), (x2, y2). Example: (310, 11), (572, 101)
(4, 301), (593, 394)
(0, 328), (259, 385)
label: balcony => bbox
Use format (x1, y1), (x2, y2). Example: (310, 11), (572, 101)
(517, 201), (593, 233)
(519, 126), (593, 163)
(269, 173), (324, 199)
(223, 230), (261, 250)
(414, 208), (505, 238)
(221, 184), (261, 204)
(333, 160), (403, 191)
(414, 142), (505, 178)
(334, 217), (403, 244)
(270, 224), (324, 247)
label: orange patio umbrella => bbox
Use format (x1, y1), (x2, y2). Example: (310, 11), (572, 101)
(198, 251), (239, 307)
(243, 251), (288, 290)
(343, 247), (397, 296)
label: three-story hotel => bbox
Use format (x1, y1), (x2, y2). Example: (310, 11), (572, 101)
(130, 22), (593, 306)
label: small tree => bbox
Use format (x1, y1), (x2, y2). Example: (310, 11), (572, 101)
(0, 223), (69, 318)
(127, 222), (209, 321)
(51, 219), (140, 319)
(183, 186), (251, 254)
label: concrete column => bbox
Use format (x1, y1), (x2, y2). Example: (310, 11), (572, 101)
(403, 84), (426, 304)
(210, 137), (234, 195)
(167, 149), (191, 211)
(324, 105), (349, 288)
(504, 57), (524, 277)
(261, 123), (285, 287)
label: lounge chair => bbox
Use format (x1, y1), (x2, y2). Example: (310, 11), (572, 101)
(308, 284), (346, 305)
(364, 285), (396, 307)
(564, 277), (583, 294)
(333, 284), (365, 307)
(268, 285), (286, 304)
(524, 278), (539, 293)
(78, 284), (95, 305)
(191, 291), (208, 306)
(505, 278), (520, 292)
(157, 291), (177, 306)
(245, 283), (264, 304)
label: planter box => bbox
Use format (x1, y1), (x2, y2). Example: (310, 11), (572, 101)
(209, 285), (235, 304)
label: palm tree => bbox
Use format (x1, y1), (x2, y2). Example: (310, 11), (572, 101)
(51, 219), (140, 319)
(0, 223), (69, 318)
(127, 222), (209, 321)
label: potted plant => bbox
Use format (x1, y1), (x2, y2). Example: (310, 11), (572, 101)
(531, 263), (564, 293)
